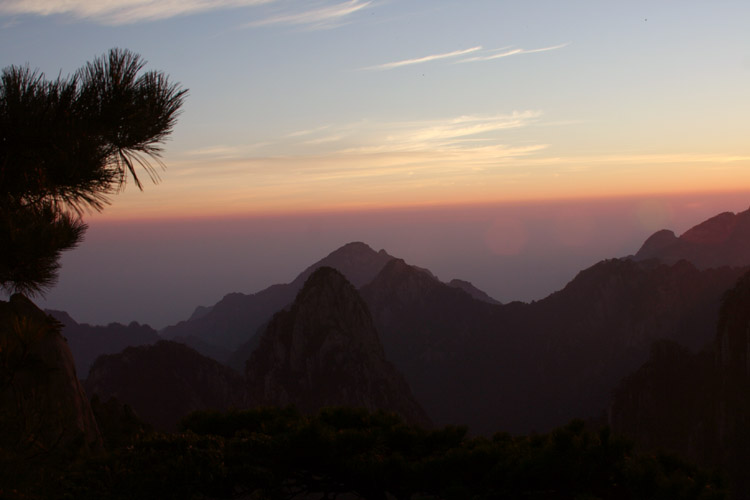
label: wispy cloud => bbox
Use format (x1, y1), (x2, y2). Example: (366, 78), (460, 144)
(246, 0), (372, 29)
(458, 43), (570, 63)
(185, 145), (242, 157)
(336, 112), (543, 153)
(365, 42), (569, 70)
(364, 46), (482, 70)
(0, 0), (373, 28)
(302, 134), (346, 145)
(287, 125), (332, 138)
(0, 0), (274, 25)
(520, 153), (750, 167)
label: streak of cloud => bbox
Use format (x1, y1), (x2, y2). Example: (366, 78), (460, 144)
(364, 46), (482, 70)
(0, 0), (274, 25)
(246, 0), (372, 29)
(458, 43), (569, 63)
(331, 112), (542, 153)
(287, 125), (332, 138)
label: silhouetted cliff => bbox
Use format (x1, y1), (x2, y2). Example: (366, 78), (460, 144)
(0, 295), (102, 472)
(246, 266), (430, 426)
(85, 340), (250, 431)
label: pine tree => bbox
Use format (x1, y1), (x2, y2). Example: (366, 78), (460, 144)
(0, 49), (187, 295)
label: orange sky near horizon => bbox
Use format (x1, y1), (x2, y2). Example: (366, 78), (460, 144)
(92, 151), (750, 221)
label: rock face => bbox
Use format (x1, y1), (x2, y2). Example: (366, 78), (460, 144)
(609, 270), (750, 498)
(634, 208), (750, 268)
(85, 340), (250, 431)
(246, 266), (429, 426)
(46, 309), (160, 378)
(162, 242), (396, 357)
(0, 295), (102, 459)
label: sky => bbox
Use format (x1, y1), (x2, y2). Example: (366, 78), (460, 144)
(3, 1), (750, 327)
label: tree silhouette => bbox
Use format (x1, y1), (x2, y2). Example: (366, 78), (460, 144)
(0, 48), (187, 296)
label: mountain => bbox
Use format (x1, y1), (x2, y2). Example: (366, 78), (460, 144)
(46, 309), (160, 378)
(163, 217), (748, 435)
(85, 340), (250, 431)
(246, 266), (430, 426)
(634, 207), (750, 268)
(609, 270), (750, 499)
(359, 258), (506, 428)
(448, 278), (502, 304)
(361, 256), (746, 434)
(161, 242), (396, 357)
(0, 295), (102, 463)
(108, 208), (750, 436)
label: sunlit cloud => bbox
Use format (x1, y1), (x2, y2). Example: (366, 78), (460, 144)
(303, 134), (346, 145)
(246, 0), (372, 29)
(105, 144), (750, 219)
(161, 111), (550, 211)
(185, 145), (241, 157)
(0, 0), (275, 25)
(331, 112), (542, 153)
(458, 43), (569, 63)
(287, 125), (332, 138)
(364, 46), (482, 70)
(520, 153), (750, 167)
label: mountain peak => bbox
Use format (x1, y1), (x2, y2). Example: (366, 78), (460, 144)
(633, 229), (678, 261)
(292, 241), (395, 289)
(633, 208), (750, 269)
(246, 266), (430, 425)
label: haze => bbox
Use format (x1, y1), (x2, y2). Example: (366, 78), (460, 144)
(28, 191), (748, 328)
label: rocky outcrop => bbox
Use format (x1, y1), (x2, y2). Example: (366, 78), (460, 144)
(0, 294), (102, 461)
(246, 266), (429, 426)
(634, 208), (750, 268)
(85, 340), (250, 431)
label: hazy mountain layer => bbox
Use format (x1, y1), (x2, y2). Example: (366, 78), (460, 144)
(161, 242), (396, 354)
(47, 309), (160, 378)
(68, 208), (750, 437)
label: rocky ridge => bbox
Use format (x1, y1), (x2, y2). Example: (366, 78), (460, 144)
(246, 266), (430, 426)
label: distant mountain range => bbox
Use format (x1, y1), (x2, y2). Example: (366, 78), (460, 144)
(86, 267), (429, 430)
(46, 310), (160, 377)
(71, 207), (750, 436)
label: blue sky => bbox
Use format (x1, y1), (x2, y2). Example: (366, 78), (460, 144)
(3, 1), (750, 218)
